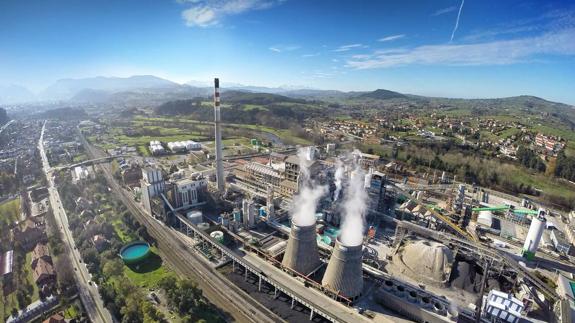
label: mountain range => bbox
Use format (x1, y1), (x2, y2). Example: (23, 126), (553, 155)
(0, 75), (573, 114)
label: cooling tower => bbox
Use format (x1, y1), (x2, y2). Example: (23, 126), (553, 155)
(322, 238), (364, 300)
(282, 221), (321, 275)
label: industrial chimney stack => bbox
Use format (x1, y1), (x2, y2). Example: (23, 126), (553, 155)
(214, 78), (225, 193)
(322, 238), (364, 300)
(282, 220), (321, 275)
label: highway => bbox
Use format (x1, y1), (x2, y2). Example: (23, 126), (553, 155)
(39, 121), (113, 323)
(78, 129), (284, 323)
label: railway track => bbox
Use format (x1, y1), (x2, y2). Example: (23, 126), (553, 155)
(79, 130), (284, 323)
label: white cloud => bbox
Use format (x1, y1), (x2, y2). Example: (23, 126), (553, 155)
(431, 6), (457, 17)
(346, 28), (575, 69)
(378, 34), (405, 42)
(302, 53), (320, 57)
(334, 43), (366, 52)
(181, 0), (284, 27)
(269, 44), (300, 53)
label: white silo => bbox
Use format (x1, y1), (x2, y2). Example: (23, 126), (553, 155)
(522, 209), (546, 260)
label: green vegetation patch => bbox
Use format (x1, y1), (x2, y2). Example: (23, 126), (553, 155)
(0, 198), (20, 226)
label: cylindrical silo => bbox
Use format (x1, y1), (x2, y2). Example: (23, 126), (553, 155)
(522, 210), (546, 260)
(282, 220), (321, 275)
(321, 238), (364, 300)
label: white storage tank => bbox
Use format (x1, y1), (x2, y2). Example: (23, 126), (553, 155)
(197, 222), (210, 231)
(186, 210), (203, 225)
(522, 209), (546, 260)
(210, 231), (224, 243)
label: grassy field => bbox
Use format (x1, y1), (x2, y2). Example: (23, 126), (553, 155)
(0, 198), (20, 226)
(123, 249), (175, 289)
(133, 116), (312, 146)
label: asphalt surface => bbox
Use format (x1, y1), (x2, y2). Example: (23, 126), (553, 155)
(39, 121), (114, 323)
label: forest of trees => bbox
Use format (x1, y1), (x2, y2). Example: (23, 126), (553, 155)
(555, 151), (575, 182)
(516, 146), (546, 172)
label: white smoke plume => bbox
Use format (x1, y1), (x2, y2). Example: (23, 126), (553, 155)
(291, 184), (327, 226)
(339, 163), (368, 247)
(450, 0), (465, 42)
(297, 147), (312, 183)
(290, 146), (326, 227)
(333, 159), (345, 201)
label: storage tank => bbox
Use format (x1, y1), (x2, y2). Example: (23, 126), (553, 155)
(282, 220), (321, 275)
(522, 209), (546, 260)
(322, 237), (364, 300)
(186, 210), (203, 225)
(197, 222), (210, 231)
(210, 231), (224, 243)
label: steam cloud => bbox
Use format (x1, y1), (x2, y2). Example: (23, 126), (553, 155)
(333, 159), (345, 201)
(291, 185), (327, 226)
(290, 147), (326, 227)
(339, 163), (368, 247)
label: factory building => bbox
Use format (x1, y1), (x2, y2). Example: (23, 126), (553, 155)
(166, 177), (207, 210)
(234, 162), (282, 197)
(365, 170), (386, 213)
(352, 151), (380, 170)
(550, 230), (572, 255)
(482, 290), (524, 323)
(149, 140), (165, 155)
(167, 140), (201, 152)
(141, 167), (165, 215)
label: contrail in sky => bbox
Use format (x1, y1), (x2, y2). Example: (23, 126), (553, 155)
(450, 0), (465, 42)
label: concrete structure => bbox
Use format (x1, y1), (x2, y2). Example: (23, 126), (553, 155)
(556, 274), (575, 321)
(477, 210), (494, 228)
(522, 210), (546, 260)
(365, 170), (386, 213)
(322, 238), (364, 300)
(235, 162), (282, 196)
(167, 177), (207, 210)
(482, 290), (524, 323)
(282, 221), (321, 275)
(214, 78), (225, 193)
(242, 199), (257, 228)
(550, 230), (572, 255)
(140, 167), (165, 215)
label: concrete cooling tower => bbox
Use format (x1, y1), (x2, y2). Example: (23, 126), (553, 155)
(322, 238), (364, 300)
(282, 220), (321, 275)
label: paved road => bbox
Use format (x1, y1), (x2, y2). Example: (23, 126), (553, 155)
(39, 121), (113, 323)
(79, 130), (284, 323)
(0, 119), (14, 135)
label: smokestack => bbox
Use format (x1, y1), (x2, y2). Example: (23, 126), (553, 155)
(282, 220), (321, 275)
(322, 238), (364, 300)
(214, 78), (225, 192)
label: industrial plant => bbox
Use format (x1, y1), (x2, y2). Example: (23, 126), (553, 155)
(129, 79), (575, 323)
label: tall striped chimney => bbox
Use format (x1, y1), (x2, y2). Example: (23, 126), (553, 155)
(214, 78), (225, 192)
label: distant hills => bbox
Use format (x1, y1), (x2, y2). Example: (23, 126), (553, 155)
(0, 84), (36, 104)
(1, 75), (573, 122)
(42, 75), (182, 101)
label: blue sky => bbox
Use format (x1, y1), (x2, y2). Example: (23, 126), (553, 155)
(1, 0), (575, 103)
